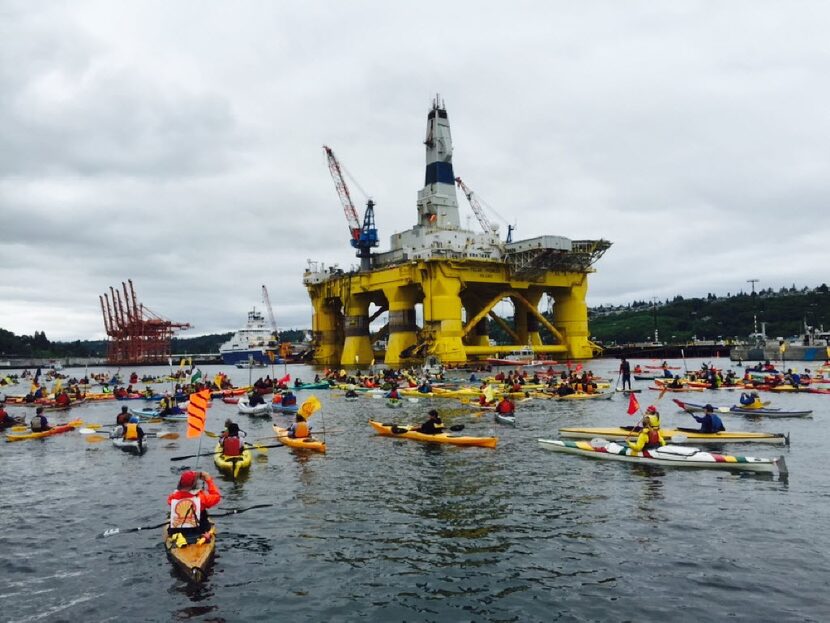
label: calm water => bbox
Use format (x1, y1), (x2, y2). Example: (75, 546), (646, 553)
(1, 358), (828, 622)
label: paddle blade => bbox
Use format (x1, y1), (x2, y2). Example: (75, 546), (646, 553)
(590, 437), (609, 449)
(85, 434), (107, 443)
(156, 432), (179, 440)
(11, 425), (28, 432)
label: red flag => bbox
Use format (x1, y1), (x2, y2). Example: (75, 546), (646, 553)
(575, 363), (583, 372)
(278, 373), (291, 384)
(627, 393), (640, 416)
(186, 389), (211, 438)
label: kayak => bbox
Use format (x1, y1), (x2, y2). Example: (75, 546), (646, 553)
(494, 413), (516, 427)
(292, 382), (331, 390)
(130, 407), (186, 421)
(6, 419), (83, 442)
(386, 398), (404, 408)
(538, 438), (786, 474)
(558, 426), (789, 446)
(111, 436), (148, 455)
(273, 403), (298, 414)
(163, 520), (216, 583)
(673, 399), (812, 418)
(212, 442), (252, 479)
(368, 420), (497, 448)
(237, 397), (272, 417)
(273, 425), (326, 453)
(549, 390), (614, 401)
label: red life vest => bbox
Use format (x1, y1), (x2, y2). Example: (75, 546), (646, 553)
(647, 428), (661, 446)
(222, 436), (243, 456)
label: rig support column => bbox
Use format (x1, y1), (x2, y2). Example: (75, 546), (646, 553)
(511, 295), (529, 346)
(424, 266), (465, 363)
(311, 298), (343, 366)
(384, 285), (420, 366)
(340, 294), (374, 366)
(552, 281), (593, 359)
(525, 290), (544, 347)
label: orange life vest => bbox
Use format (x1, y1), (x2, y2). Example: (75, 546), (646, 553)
(292, 421), (309, 438)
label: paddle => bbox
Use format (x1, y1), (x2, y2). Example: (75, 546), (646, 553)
(99, 503), (274, 537)
(170, 444), (284, 461)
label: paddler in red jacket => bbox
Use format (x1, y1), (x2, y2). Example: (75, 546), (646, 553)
(167, 471), (222, 537)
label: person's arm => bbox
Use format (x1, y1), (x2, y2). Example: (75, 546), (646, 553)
(627, 431), (647, 452)
(199, 472), (222, 508)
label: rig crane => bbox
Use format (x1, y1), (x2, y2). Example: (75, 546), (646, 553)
(261, 284), (279, 342)
(323, 145), (378, 271)
(454, 176), (514, 243)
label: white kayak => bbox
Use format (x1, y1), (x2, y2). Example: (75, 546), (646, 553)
(237, 397), (272, 416)
(111, 436), (148, 455)
(538, 438), (786, 474)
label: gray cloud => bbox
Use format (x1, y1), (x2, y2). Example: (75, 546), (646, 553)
(1, 1), (828, 341)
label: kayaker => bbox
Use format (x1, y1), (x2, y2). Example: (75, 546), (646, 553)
(739, 392), (763, 408)
(344, 388), (359, 399)
(30, 407), (50, 432)
(287, 414), (310, 439)
(386, 387), (400, 400)
(123, 416), (146, 445)
(220, 421), (244, 456)
(0, 402), (21, 428)
(281, 392), (297, 407)
(627, 415), (665, 452)
(248, 391), (266, 407)
(644, 405), (660, 428)
(416, 409), (444, 435)
(690, 404), (726, 434)
(116, 405), (130, 427)
(167, 471), (222, 538)
(619, 358), (632, 390)
(159, 393), (176, 416)
(496, 396), (515, 415)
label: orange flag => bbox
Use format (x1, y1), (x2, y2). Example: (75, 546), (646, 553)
(186, 389), (211, 438)
(627, 392), (640, 416)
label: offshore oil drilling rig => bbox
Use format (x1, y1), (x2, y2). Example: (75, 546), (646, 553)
(305, 95), (611, 367)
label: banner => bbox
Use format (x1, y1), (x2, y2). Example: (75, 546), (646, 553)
(186, 389), (211, 438)
(299, 395), (322, 419)
(190, 369), (202, 385)
(627, 393), (640, 416)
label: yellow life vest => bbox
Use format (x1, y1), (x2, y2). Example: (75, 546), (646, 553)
(124, 423), (139, 440)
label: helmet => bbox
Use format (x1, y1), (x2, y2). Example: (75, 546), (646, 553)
(646, 405), (658, 414)
(129, 416), (139, 423)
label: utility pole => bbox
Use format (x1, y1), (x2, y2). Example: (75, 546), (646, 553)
(747, 279), (759, 296)
(651, 297), (659, 344)
(747, 279), (760, 334)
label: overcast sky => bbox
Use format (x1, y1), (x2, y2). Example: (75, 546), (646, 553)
(2, 1), (828, 341)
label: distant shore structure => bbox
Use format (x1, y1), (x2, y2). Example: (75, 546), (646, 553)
(99, 279), (191, 365)
(305, 94), (611, 367)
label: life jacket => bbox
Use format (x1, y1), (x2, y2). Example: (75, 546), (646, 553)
(282, 394), (296, 406)
(169, 494), (201, 529)
(646, 428), (662, 447)
(30, 416), (45, 432)
(124, 423), (139, 440)
(497, 400), (514, 414)
(222, 436), (243, 456)
(291, 421), (310, 438)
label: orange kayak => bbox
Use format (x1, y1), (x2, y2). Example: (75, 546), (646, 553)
(6, 419), (83, 442)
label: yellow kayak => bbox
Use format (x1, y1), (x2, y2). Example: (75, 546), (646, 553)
(212, 442), (252, 479)
(163, 520), (216, 583)
(368, 420), (497, 448)
(273, 426), (326, 453)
